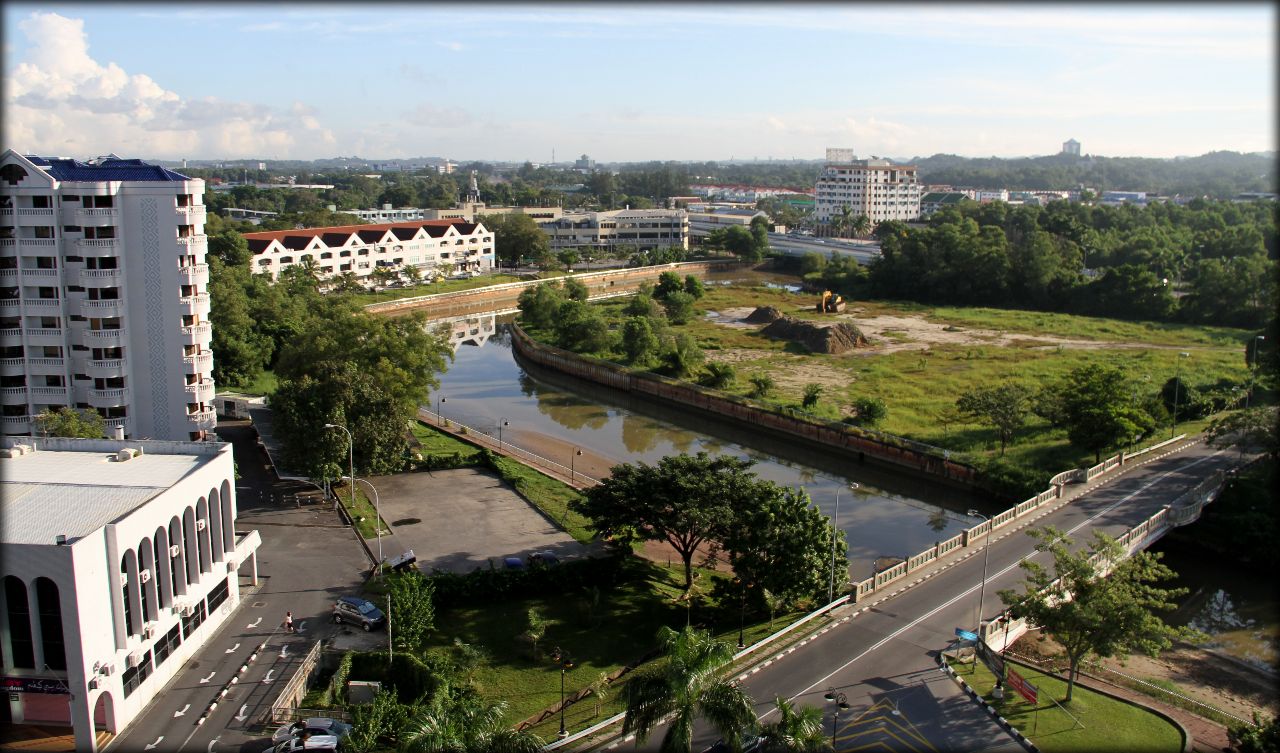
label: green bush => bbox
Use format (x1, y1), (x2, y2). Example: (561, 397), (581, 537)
(426, 554), (629, 608)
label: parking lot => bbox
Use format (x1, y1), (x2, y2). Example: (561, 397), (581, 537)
(368, 467), (590, 574)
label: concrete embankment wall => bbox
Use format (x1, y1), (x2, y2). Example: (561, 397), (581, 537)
(364, 260), (747, 319)
(508, 324), (980, 488)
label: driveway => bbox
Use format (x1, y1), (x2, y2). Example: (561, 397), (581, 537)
(369, 468), (588, 573)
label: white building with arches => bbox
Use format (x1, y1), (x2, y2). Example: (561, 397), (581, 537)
(0, 436), (260, 751)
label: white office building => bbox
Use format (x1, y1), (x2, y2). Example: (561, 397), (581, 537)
(242, 219), (495, 283)
(0, 151), (216, 442)
(0, 437), (261, 751)
(814, 148), (922, 227)
(539, 209), (689, 252)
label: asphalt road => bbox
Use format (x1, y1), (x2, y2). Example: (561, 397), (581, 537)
(604, 440), (1233, 753)
(107, 422), (375, 753)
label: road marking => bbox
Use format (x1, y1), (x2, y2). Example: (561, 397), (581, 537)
(297, 620), (306, 633)
(208, 736), (220, 753)
(263, 669), (275, 683)
(279, 645), (289, 659)
(247, 617), (262, 629)
(236, 705), (249, 721)
(199, 671), (215, 683)
(226, 643), (240, 654)
(760, 451), (1223, 720)
(144, 737), (164, 750)
(174, 704), (190, 717)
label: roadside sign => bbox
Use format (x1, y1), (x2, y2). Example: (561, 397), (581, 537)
(975, 639), (1005, 678)
(955, 628), (978, 641)
(1007, 668), (1038, 705)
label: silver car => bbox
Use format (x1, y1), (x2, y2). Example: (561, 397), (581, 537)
(271, 718), (351, 745)
(263, 733), (341, 752)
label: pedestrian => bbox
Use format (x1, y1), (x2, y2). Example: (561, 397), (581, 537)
(284, 611), (294, 633)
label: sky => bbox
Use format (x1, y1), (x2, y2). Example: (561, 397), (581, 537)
(2, 3), (1275, 163)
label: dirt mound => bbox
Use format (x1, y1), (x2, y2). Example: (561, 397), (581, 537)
(745, 306), (784, 324)
(760, 316), (868, 354)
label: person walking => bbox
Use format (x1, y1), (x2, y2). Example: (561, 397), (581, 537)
(284, 611), (295, 633)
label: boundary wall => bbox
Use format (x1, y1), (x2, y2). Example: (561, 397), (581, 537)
(364, 260), (746, 319)
(509, 324), (980, 487)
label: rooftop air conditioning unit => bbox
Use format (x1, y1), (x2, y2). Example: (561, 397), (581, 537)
(178, 603), (195, 617)
(125, 651), (145, 669)
(13, 444), (33, 455)
(142, 624), (156, 639)
(138, 569), (151, 584)
(98, 663), (116, 677)
(116, 448), (138, 462)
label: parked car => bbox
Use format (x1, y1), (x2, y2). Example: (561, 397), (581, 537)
(272, 718), (351, 745)
(706, 733), (763, 753)
(503, 556), (525, 570)
(262, 733), (341, 752)
(332, 596), (385, 631)
(528, 551), (560, 566)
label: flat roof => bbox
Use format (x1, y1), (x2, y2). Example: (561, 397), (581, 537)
(1, 441), (224, 546)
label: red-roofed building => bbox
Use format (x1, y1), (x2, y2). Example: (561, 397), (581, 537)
(241, 219), (493, 284)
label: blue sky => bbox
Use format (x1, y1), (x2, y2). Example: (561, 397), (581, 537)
(3, 3), (1274, 162)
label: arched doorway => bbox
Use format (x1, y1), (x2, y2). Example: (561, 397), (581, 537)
(92, 690), (116, 741)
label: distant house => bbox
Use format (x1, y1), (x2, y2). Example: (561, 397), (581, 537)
(919, 191), (969, 216)
(1062, 138), (1081, 156)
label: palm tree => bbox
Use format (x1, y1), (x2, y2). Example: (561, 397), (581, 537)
(850, 214), (871, 239)
(402, 682), (544, 753)
(758, 697), (828, 753)
(622, 626), (755, 753)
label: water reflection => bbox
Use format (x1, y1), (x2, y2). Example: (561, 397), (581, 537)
(424, 316), (987, 579)
(430, 313), (498, 352)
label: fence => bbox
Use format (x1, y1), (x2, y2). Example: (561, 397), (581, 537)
(416, 408), (601, 487)
(852, 434), (1191, 603)
(267, 640), (325, 724)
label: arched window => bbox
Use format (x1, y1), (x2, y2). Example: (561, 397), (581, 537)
(154, 528), (173, 608)
(207, 489), (223, 564)
(169, 516), (186, 595)
(221, 479), (235, 553)
(137, 537), (155, 624)
(35, 578), (66, 671)
(3, 576), (34, 668)
(120, 555), (135, 636)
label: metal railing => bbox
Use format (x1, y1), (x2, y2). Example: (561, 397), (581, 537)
(416, 408), (601, 486)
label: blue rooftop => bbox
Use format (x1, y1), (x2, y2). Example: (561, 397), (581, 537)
(29, 156), (192, 183)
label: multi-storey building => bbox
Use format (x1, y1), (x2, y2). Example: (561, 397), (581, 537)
(0, 151), (215, 441)
(1062, 138), (1081, 157)
(814, 148), (922, 227)
(1, 436), (261, 752)
(242, 219), (494, 282)
(539, 209), (688, 252)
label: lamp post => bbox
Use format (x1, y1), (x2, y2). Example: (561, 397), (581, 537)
(1171, 352), (1190, 438)
(498, 417), (509, 451)
(324, 423), (354, 524)
(1247, 336), (1265, 409)
(570, 447), (582, 484)
(829, 483), (858, 603)
(551, 647), (573, 738)
(967, 510), (992, 637)
(734, 578), (751, 649)
(344, 476), (382, 571)
(436, 396), (447, 426)
(823, 688), (850, 747)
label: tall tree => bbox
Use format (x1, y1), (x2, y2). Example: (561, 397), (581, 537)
(998, 527), (1195, 702)
(1047, 364), (1155, 463)
(480, 213), (550, 267)
(722, 486), (844, 609)
(622, 626), (755, 753)
(31, 407), (105, 438)
(385, 572), (436, 655)
(402, 682), (544, 753)
(573, 453), (757, 591)
(757, 696), (828, 753)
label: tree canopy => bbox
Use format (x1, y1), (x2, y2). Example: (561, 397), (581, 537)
(31, 407), (105, 438)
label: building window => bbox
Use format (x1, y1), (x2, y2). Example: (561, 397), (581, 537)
(3, 576), (34, 669)
(35, 578), (66, 671)
(181, 600), (206, 639)
(121, 651), (153, 698)
(207, 578), (229, 613)
(154, 624), (182, 668)
(121, 556), (134, 636)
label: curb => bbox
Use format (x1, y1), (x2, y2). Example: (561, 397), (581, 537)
(936, 653), (1039, 753)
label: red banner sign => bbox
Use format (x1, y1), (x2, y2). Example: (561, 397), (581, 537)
(1006, 668), (1038, 705)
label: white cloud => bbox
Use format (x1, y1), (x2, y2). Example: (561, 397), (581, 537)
(3, 11), (336, 159)
(435, 41), (464, 52)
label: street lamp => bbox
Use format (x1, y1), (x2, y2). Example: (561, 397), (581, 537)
(498, 417), (509, 451)
(967, 510), (992, 637)
(550, 647), (574, 738)
(829, 483), (858, 603)
(344, 476), (382, 571)
(324, 423), (354, 524)
(823, 688), (850, 746)
(734, 578), (752, 649)
(1247, 336), (1266, 409)
(1171, 352), (1190, 438)
(569, 447), (582, 484)
(436, 396), (447, 426)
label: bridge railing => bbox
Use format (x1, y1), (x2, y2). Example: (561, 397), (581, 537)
(851, 434), (1190, 603)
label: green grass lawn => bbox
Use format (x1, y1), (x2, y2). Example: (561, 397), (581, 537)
(574, 285), (1253, 478)
(216, 369), (277, 397)
(349, 274), (526, 304)
(409, 420), (485, 463)
(961, 659), (1184, 753)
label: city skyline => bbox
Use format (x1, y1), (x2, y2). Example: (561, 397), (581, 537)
(3, 3), (1275, 163)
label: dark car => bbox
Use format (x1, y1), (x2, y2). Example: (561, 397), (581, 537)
(528, 551), (560, 566)
(332, 596), (385, 631)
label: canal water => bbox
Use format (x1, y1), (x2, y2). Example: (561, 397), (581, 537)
(427, 313), (989, 581)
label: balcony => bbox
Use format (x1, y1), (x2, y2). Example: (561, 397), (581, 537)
(185, 409), (217, 429)
(2, 415), (30, 434)
(0, 269), (14, 280)
(87, 359), (125, 377)
(81, 268), (121, 284)
(180, 323), (212, 342)
(26, 357), (65, 370)
(19, 239), (57, 249)
(178, 293), (211, 315)
(84, 328), (126, 344)
(23, 299), (62, 309)
(184, 380), (216, 401)
(0, 328), (19, 341)
(80, 299), (125, 315)
(76, 207), (119, 221)
(176, 234), (208, 247)
(176, 205), (207, 221)
(0, 358), (24, 371)
(1, 386), (27, 401)
(182, 352), (213, 372)
(89, 387), (129, 403)
(24, 328), (63, 344)
(29, 386), (69, 400)
(178, 264), (209, 284)
(17, 208), (54, 217)
(104, 417), (127, 433)
(77, 238), (120, 251)
(19, 268), (60, 279)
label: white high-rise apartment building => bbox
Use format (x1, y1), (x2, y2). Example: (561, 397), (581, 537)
(0, 151), (215, 441)
(814, 148), (922, 227)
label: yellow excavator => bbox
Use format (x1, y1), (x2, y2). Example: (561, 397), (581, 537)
(817, 291), (846, 313)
